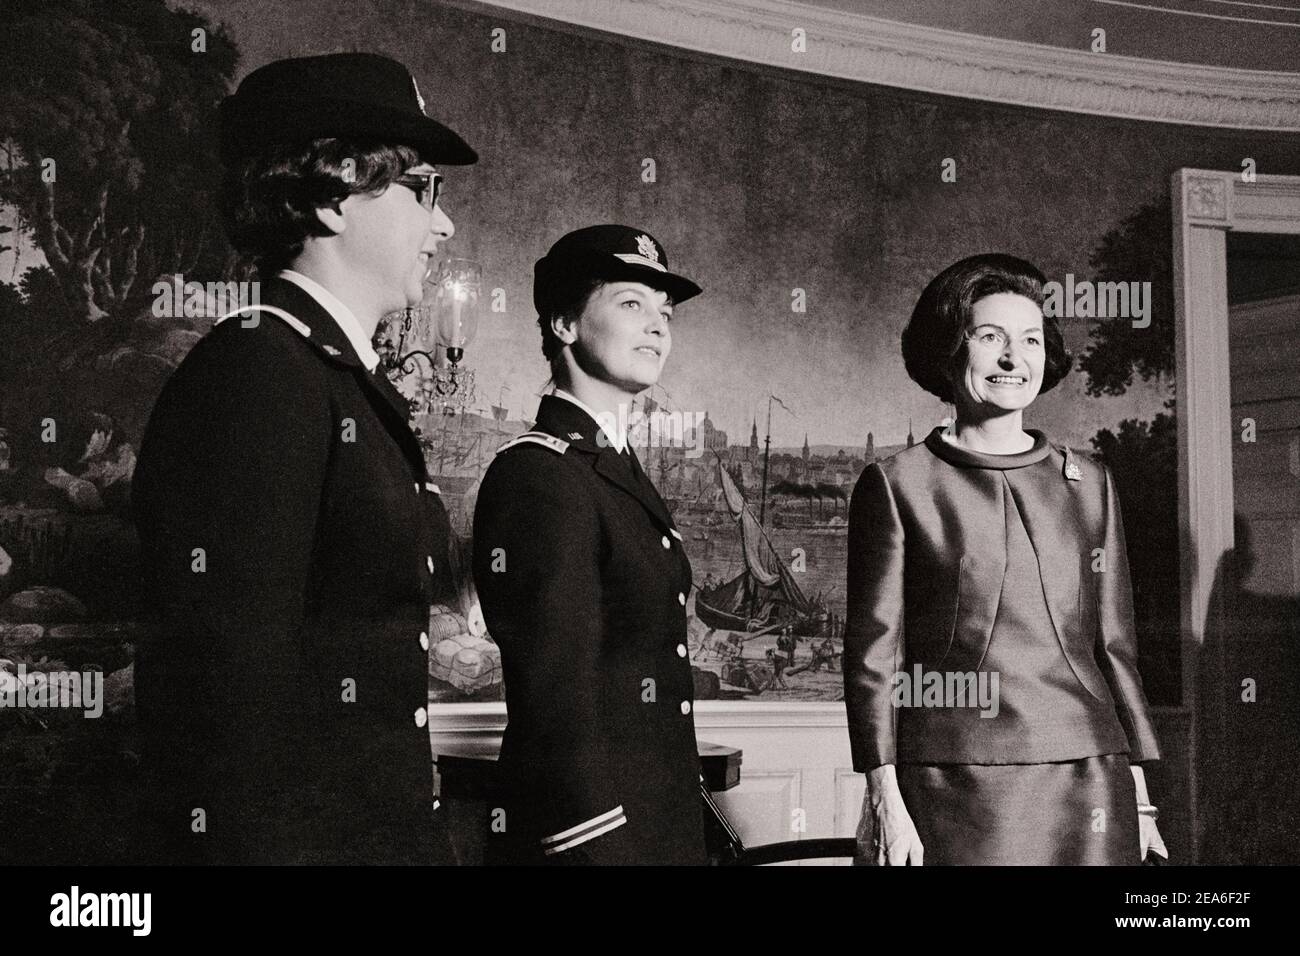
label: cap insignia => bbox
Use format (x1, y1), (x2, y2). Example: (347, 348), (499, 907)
(635, 234), (659, 263)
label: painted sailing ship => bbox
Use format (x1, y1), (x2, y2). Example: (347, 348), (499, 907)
(693, 456), (829, 637)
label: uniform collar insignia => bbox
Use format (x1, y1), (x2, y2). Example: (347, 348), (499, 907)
(260, 276), (365, 368)
(535, 395), (607, 455)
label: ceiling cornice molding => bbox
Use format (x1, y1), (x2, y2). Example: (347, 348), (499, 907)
(473, 0), (1300, 131)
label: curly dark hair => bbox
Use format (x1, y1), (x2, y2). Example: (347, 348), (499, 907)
(220, 137), (422, 277)
(901, 253), (1072, 404)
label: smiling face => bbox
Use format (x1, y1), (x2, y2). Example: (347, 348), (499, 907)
(953, 292), (1046, 416)
(560, 281), (674, 394)
(341, 163), (454, 314)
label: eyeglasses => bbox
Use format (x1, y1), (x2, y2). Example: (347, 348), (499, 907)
(393, 171), (444, 211)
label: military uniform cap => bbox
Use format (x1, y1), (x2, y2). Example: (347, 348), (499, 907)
(534, 224), (702, 314)
(219, 52), (477, 166)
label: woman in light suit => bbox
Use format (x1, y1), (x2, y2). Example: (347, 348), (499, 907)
(844, 253), (1169, 865)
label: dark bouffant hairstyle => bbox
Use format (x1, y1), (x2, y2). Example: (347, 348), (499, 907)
(220, 138), (421, 277)
(901, 253), (1072, 404)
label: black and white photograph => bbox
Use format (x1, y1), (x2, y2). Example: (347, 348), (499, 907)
(0, 0), (1297, 927)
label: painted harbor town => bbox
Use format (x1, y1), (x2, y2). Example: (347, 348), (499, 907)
(417, 387), (909, 705)
(0, 309), (903, 727)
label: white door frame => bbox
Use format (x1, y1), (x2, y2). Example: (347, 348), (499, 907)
(1172, 168), (1300, 861)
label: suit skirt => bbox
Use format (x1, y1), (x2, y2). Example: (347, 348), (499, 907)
(897, 753), (1139, 865)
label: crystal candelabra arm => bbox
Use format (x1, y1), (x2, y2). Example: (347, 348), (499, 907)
(433, 362), (471, 396)
(382, 345), (475, 405)
(386, 347), (438, 377)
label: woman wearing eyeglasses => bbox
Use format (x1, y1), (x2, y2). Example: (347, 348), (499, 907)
(844, 253), (1168, 865)
(133, 53), (474, 865)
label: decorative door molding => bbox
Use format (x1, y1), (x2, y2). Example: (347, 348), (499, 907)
(1172, 168), (1300, 863)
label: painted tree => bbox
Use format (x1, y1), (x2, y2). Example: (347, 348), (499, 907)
(1083, 194), (1179, 705)
(0, 0), (237, 322)
(1078, 197), (1175, 394)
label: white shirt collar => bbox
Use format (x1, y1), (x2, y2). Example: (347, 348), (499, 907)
(552, 388), (627, 454)
(277, 269), (380, 372)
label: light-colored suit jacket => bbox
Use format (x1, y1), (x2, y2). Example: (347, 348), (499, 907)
(844, 428), (1162, 771)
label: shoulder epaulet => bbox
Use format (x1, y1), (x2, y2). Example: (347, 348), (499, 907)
(215, 305), (312, 339)
(496, 431), (570, 456)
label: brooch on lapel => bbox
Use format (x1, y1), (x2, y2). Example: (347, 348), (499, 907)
(322, 345), (341, 356)
(567, 432), (583, 441)
(1063, 446), (1083, 481)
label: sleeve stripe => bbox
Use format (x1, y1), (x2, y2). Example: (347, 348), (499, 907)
(539, 805), (626, 848)
(542, 813), (628, 856)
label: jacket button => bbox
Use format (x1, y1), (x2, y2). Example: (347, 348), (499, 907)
(426, 556), (435, 574)
(661, 535), (671, 549)
(414, 706), (428, 728)
(677, 592), (686, 606)
(676, 643), (687, 658)
(419, 631), (429, 651)
(680, 701), (692, 715)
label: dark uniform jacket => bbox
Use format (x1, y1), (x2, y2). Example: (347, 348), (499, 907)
(844, 428), (1162, 773)
(472, 395), (707, 865)
(132, 275), (454, 865)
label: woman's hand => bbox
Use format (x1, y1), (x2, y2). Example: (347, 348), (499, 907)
(1139, 815), (1168, 863)
(855, 764), (924, 866)
(1131, 764), (1168, 862)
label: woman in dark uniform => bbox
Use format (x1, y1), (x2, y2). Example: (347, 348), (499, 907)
(132, 53), (475, 864)
(472, 225), (707, 865)
(844, 253), (1169, 865)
